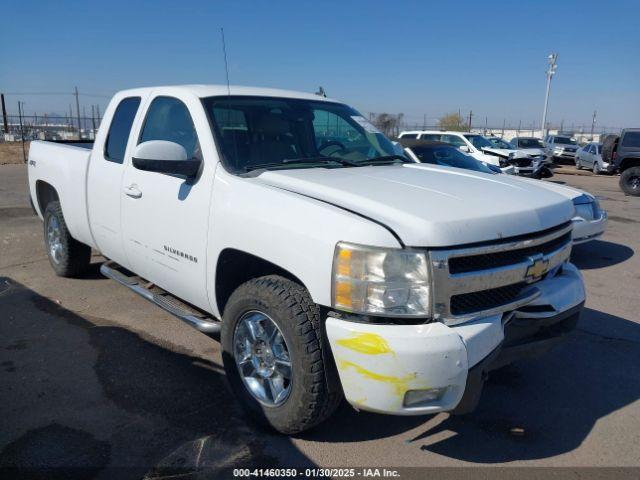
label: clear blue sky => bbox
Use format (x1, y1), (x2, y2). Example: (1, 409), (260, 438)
(1, 0), (638, 129)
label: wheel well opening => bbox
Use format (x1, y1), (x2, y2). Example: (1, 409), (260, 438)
(215, 249), (306, 315)
(620, 158), (640, 172)
(35, 181), (59, 214)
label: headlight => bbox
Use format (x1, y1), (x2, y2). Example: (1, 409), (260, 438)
(332, 242), (430, 317)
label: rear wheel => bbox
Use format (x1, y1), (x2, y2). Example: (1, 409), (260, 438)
(221, 275), (341, 434)
(620, 167), (640, 196)
(43, 201), (91, 277)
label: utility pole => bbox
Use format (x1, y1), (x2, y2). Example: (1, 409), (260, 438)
(467, 110), (473, 131)
(541, 53), (558, 139)
(517, 119), (521, 136)
(91, 105), (96, 136)
(501, 119), (505, 137)
(96, 104), (101, 126)
(423, 113), (426, 130)
(1, 93), (8, 134)
(590, 110), (597, 139)
(484, 116), (488, 135)
(74, 86), (81, 139)
(17, 101), (26, 162)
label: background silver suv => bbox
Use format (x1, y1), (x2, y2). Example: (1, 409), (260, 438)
(545, 135), (579, 164)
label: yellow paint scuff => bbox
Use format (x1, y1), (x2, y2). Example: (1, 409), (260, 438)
(336, 332), (394, 356)
(338, 359), (419, 397)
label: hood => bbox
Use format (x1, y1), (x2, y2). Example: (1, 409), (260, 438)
(252, 164), (575, 247)
(481, 147), (530, 159)
(520, 147), (546, 156)
(509, 176), (584, 201)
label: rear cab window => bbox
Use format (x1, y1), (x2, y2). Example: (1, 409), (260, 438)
(104, 97), (141, 163)
(621, 132), (640, 149)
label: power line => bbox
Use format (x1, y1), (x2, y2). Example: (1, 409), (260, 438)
(3, 91), (112, 98)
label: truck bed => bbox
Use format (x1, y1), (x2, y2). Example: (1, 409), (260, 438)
(51, 139), (94, 149)
(27, 140), (95, 248)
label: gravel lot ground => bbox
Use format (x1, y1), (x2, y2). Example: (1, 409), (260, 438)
(1, 163), (639, 478)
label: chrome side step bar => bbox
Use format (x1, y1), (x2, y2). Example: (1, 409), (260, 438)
(100, 261), (221, 334)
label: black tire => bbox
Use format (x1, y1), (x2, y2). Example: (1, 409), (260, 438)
(575, 157), (582, 169)
(221, 275), (342, 434)
(620, 166), (640, 196)
(593, 162), (600, 175)
(43, 201), (91, 277)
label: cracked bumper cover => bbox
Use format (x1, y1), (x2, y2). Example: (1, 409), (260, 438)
(325, 262), (585, 415)
(572, 211), (607, 244)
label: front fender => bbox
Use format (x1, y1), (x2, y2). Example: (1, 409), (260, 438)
(206, 168), (402, 317)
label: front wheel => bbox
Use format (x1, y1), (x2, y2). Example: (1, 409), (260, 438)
(593, 162), (601, 175)
(620, 166), (640, 196)
(575, 157), (582, 169)
(43, 201), (91, 277)
(221, 275), (341, 434)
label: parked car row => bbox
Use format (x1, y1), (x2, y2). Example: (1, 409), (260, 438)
(398, 130), (551, 178)
(28, 85), (603, 434)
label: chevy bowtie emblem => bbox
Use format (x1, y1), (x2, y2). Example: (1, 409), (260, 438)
(526, 255), (549, 280)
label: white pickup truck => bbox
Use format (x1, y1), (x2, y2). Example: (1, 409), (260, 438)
(28, 85), (585, 434)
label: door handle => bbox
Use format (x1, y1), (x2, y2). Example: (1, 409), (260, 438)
(123, 184), (142, 199)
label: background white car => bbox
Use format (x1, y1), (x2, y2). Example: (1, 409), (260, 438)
(576, 142), (609, 174)
(510, 137), (552, 165)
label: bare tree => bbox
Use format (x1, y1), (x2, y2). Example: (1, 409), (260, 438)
(370, 112), (404, 138)
(438, 112), (467, 131)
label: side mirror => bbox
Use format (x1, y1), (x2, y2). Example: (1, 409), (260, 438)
(132, 140), (201, 177)
(459, 145), (470, 153)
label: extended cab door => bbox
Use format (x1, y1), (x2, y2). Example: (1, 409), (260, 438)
(87, 95), (142, 265)
(120, 93), (215, 311)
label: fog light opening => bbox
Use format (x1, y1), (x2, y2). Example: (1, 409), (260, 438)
(403, 387), (447, 407)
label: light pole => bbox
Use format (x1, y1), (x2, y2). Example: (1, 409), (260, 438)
(541, 53), (558, 138)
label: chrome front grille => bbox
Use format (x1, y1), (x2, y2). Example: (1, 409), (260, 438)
(429, 222), (573, 325)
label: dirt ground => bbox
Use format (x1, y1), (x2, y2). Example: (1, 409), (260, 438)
(0, 142), (29, 165)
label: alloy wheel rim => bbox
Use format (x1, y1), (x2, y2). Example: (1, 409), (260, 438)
(47, 215), (63, 264)
(631, 176), (640, 190)
(233, 310), (292, 406)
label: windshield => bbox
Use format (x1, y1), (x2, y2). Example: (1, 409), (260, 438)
(202, 96), (401, 172)
(408, 145), (495, 174)
(555, 136), (577, 145)
(489, 138), (511, 149)
(518, 138), (544, 148)
(463, 134), (495, 149)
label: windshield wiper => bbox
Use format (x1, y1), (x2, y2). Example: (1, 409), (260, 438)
(357, 155), (411, 165)
(244, 156), (360, 172)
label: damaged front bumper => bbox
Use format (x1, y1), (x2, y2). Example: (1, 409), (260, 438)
(325, 262), (585, 415)
(572, 211), (607, 244)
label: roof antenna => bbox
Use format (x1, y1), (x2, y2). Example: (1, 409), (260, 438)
(315, 86), (327, 97)
(220, 27), (231, 95)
